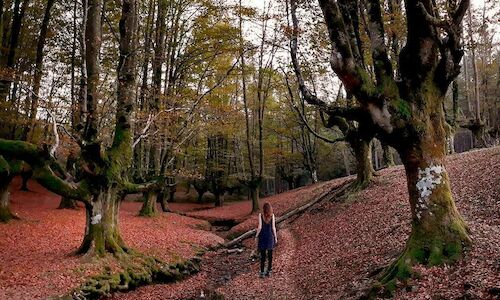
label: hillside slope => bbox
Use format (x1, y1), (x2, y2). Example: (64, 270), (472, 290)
(114, 147), (500, 299)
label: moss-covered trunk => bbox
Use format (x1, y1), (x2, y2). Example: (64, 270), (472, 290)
(350, 137), (373, 189)
(139, 190), (158, 216)
(77, 187), (128, 256)
(470, 122), (490, 148)
(382, 144), (395, 167)
(58, 197), (77, 209)
(159, 191), (170, 212)
(379, 91), (471, 291)
(0, 177), (16, 222)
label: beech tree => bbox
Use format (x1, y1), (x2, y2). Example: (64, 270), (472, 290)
(0, 0), (155, 256)
(289, 0), (472, 291)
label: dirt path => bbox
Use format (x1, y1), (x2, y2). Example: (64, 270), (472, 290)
(217, 228), (305, 299)
(109, 226), (306, 300)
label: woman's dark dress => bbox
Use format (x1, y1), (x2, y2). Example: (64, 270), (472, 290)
(258, 214), (275, 250)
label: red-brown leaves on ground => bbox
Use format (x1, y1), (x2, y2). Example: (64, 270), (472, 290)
(1, 148), (499, 300)
(114, 147), (499, 300)
(0, 179), (222, 300)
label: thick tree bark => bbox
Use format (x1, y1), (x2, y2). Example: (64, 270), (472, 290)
(382, 144), (395, 167)
(290, 0), (471, 294)
(194, 185), (207, 202)
(349, 137), (373, 189)
(0, 177), (16, 222)
(76, 0), (137, 255)
(250, 183), (260, 212)
(77, 188), (127, 256)
(19, 166), (31, 191)
(158, 191), (170, 212)
(0, 156), (20, 222)
(378, 92), (471, 290)
(214, 190), (223, 207)
(139, 191), (158, 217)
(470, 121), (490, 148)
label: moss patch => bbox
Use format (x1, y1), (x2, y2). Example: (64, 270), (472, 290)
(69, 254), (202, 299)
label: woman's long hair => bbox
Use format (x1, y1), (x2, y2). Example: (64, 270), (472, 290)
(262, 202), (273, 223)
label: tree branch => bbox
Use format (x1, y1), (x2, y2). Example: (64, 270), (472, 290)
(123, 177), (176, 194)
(0, 139), (89, 201)
(364, 0), (397, 88)
(452, 0), (469, 26)
(417, 2), (450, 29)
(284, 74), (345, 144)
(287, 0), (331, 112)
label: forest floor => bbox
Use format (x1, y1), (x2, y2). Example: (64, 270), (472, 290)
(0, 179), (224, 300)
(1, 147), (499, 300)
(109, 147), (500, 300)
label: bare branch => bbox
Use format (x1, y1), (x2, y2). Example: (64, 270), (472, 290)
(287, 0), (331, 112)
(284, 73), (345, 144)
(452, 0), (470, 25)
(0, 139), (89, 201)
(417, 2), (450, 29)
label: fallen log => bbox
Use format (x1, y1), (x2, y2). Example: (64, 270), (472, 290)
(223, 182), (350, 248)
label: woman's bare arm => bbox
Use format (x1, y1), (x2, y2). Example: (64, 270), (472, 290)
(255, 213), (262, 238)
(272, 214), (277, 243)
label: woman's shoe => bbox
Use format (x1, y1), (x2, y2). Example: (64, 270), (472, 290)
(265, 270), (272, 277)
(259, 271), (265, 278)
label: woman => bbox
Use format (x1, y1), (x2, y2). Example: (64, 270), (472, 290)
(255, 202), (277, 278)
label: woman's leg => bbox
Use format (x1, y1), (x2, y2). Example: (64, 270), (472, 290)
(260, 249), (266, 273)
(267, 250), (273, 272)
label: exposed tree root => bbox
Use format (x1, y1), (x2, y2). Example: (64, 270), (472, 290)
(345, 178), (371, 194)
(0, 206), (19, 223)
(366, 218), (471, 299)
(69, 253), (203, 300)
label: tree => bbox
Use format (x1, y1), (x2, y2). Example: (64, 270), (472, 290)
(238, 0), (278, 212)
(289, 0), (471, 292)
(0, 0), (28, 103)
(285, 62), (376, 190)
(0, 0), (154, 256)
(0, 156), (22, 222)
(22, 0), (56, 141)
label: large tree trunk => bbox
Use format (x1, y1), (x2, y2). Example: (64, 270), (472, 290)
(195, 186), (206, 203)
(382, 144), (395, 167)
(0, 177), (16, 222)
(469, 120), (490, 148)
(139, 190), (158, 217)
(77, 188), (127, 256)
(0, 0), (27, 102)
(158, 191), (170, 212)
(380, 93), (471, 288)
(350, 137), (373, 189)
(19, 167), (31, 191)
